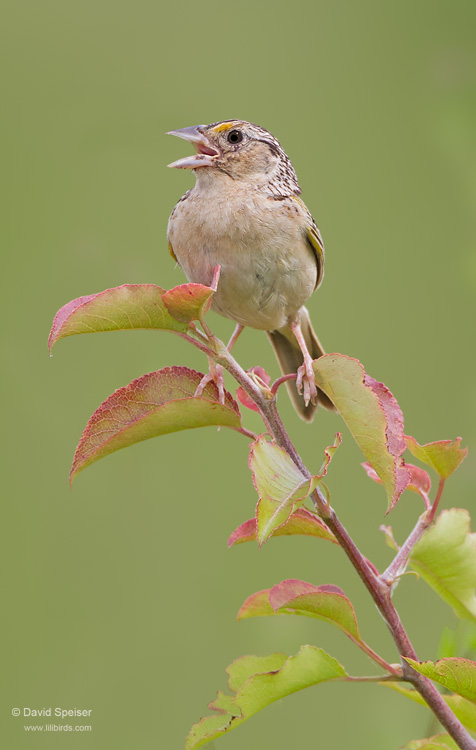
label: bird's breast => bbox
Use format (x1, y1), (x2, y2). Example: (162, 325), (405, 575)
(167, 188), (317, 331)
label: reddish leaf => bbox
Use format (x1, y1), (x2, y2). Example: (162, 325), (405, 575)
(236, 590), (275, 620)
(238, 579), (364, 648)
(70, 367), (241, 482)
(313, 354), (410, 511)
(362, 461), (431, 505)
(407, 464), (432, 495)
(268, 580), (347, 611)
(365, 376), (406, 456)
(236, 367), (271, 414)
(161, 283), (214, 324)
(406, 436), (468, 479)
(227, 508), (337, 548)
(48, 284), (187, 352)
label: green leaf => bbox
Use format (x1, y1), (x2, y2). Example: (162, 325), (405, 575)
(404, 658), (476, 704)
(250, 434), (341, 545)
(238, 579), (365, 649)
(406, 436), (468, 479)
(313, 354), (410, 511)
(410, 509), (476, 622)
(227, 508), (337, 547)
(437, 626), (459, 660)
(185, 646), (347, 750)
(70, 367), (241, 482)
(161, 282), (215, 324)
(382, 683), (476, 734)
(380, 524), (399, 551)
(48, 284), (187, 352)
(399, 734), (459, 750)
(226, 653), (289, 692)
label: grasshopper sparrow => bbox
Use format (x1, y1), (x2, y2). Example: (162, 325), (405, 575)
(167, 120), (333, 421)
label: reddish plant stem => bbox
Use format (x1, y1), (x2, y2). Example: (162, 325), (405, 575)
(217, 346), (476, 750)
(270, 373), (297, 396)
(380, 511), (431, 586)
(381, 477), (446, 586)
(428, 477), (446, 522)
(350, 637), (401, 676)
(175, 330), (216, 358)
(237, 426), (259, 441)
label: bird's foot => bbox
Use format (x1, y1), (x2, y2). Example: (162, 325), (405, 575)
(296, 355), (318, 407)
(194, 361), (225, 404)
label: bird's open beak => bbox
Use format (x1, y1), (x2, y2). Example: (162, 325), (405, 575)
(166, 125), (219, 169)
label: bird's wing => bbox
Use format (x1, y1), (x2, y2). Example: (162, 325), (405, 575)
(291, 196), (325, 290)
(306, 219), (325, 290)
(168, 240), (178, 263)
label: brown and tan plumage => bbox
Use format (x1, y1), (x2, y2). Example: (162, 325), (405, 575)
(166, 119), (334, 421)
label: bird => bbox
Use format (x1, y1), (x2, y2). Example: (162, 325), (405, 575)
(166, 119), (334, 421)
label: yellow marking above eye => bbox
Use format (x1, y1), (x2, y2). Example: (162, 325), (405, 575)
(212, 121), (239, 133)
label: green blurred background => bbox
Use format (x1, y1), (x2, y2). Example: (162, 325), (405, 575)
(2, 0), (475, 747)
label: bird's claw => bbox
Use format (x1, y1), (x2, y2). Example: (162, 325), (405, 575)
(296, 357), (318, 407)
(194, 363), (226, 404)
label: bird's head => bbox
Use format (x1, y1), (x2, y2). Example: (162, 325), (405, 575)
(167, 120), (301, 196)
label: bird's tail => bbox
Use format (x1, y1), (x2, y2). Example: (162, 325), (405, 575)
(266, 306), (334, 422)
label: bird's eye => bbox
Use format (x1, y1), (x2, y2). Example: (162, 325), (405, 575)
(227, 129), (243, 144)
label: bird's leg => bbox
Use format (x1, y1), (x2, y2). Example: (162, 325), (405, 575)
(226, 323), (244, 353)
(290, 319), (318, 407)
(194, 325), (244, 404)
(194, 357), (225, 403)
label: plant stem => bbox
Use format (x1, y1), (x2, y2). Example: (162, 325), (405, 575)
(175, 331), (216, 358)
(380, 511), (431, 586)
(351, 637), (402, 676)
(237, 426), (259, 441)
(428, 477), (446, 522)
(344, 674), (403, 683)
(217, 343), (476, 749)
(270, 373), (297, 396)
(381, 477), (446, 586)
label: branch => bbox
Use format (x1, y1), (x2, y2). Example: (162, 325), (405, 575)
(211, 336), (476, 749)
(380, 511), (431, 587)
(344, 673), (403, 683)
(381, 477), (446, 586)
(428, 477), (446, 522)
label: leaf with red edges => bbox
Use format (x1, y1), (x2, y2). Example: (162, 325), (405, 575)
(236, 589), (275, 619)
(313, 354), (410, 511)
(237, 580), (367, 651)
(250, 434), (341, 545)
(362, 461), (431, 504)
(227, 508), (337, 548)
(48, 284), (187, 352)
(236, 367), (271, 413)
(70, 366), (241, 482)
(406, 436), (468, 479)
(161, 283), (214, 324)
